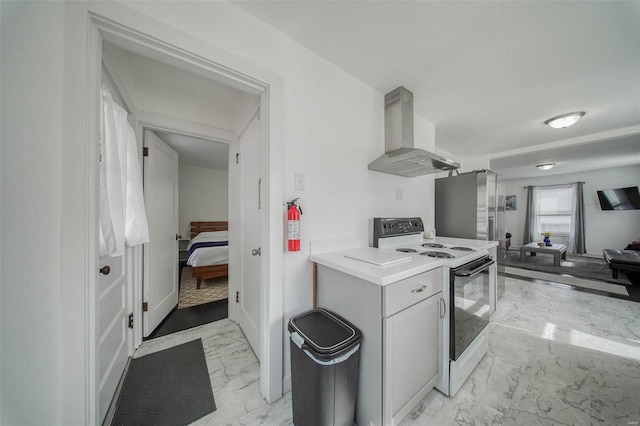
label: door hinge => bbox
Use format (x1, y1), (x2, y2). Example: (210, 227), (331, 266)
(128, 313), (134, 329)
(236, 291), (239, 303)
(142, 302), (148, 312)
(236, 153), (239, 164)
(143, 147), (149, 157)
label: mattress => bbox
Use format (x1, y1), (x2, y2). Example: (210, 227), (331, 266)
(187, 246), (229, 267)
(186, 231), (229, 267)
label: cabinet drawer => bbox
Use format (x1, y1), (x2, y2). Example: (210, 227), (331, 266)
(383, 268), (443, 317)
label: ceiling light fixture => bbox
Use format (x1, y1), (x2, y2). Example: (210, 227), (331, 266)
(536, 163), (555, 171)
(545, 112), (585, 129)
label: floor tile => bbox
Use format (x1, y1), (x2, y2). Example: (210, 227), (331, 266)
(128, 272), (640, 426)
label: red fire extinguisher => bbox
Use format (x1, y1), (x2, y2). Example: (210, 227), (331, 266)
(287, 198), (302, 252)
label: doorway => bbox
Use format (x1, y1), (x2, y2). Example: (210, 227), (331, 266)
(143, 128), (232, 339)
(102, 41), (260, 333)
(88, 15), (284, 424)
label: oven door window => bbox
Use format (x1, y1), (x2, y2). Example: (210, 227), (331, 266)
(450, 267), (490, 360)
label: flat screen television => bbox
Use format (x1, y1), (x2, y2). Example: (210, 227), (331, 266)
(597, 186), (640, 210)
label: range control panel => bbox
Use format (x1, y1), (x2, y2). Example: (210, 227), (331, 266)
(372, 217), (424, 247)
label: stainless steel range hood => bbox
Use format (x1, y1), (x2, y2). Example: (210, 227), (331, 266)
(368, 86), (460, 177)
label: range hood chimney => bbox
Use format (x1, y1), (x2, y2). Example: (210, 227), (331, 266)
(368, 86), (459, 177)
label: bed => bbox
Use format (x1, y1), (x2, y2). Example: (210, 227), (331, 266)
(187, 221), (229, 289)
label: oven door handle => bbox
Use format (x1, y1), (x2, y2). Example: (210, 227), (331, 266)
(454, 258), (495, 278)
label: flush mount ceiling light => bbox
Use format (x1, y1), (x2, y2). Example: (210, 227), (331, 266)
(536, 163), (555, 171)
(545, 112), (585, 129)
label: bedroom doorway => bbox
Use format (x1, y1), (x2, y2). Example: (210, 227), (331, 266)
(87, 15), (285, 422)
(143, 127), (234, 340)
(100, 39), (259, 339)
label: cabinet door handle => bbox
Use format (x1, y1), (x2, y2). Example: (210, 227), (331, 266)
(411, 285), (427, 293)
(440, 298), (446, 318)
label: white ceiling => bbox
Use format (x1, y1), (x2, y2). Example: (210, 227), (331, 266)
(491, 133), (640, 179)
(153, 131), (229, 171)
(235, 0), (640, 176)
(104, 43), (249, 171)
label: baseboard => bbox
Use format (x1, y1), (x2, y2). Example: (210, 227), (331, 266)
(283, 374), (292, 393)
(103, 356), (132, 426)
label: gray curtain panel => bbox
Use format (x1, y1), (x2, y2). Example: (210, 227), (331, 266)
(573, 182), (587, 253)
(523, 186), (535, 244)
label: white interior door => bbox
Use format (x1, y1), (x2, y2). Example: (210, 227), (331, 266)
(98, 251), (130, 422)
(238, 112), (262, 358)
(143, 130), (179, 337)
(97, 56), (132, 423)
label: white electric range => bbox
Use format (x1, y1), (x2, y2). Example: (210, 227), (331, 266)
(309, 218), (498, 424)
(318, 218), (494, 397)
(370, 217), (494, 397)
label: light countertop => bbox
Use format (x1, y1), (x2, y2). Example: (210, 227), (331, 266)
(309, 237), (498, 286)
(310, 247), (444, 286)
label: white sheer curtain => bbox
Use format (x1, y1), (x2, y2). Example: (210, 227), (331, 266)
(99, 85), (150, 257)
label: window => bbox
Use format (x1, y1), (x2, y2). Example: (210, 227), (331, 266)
(534, 185), (573, 236)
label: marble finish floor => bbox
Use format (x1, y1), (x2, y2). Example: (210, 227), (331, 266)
(134, 274), (640, 425)
(505, 265), (630, 296)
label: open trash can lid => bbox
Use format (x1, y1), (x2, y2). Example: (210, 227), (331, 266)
(288, 308), (361, 356)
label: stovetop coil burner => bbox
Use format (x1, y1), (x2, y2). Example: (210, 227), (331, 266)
(396, 248), (418, 253)
(421, 251), (455, 259)
(422, 243), (445, 248)
(450, 246), (473, 251)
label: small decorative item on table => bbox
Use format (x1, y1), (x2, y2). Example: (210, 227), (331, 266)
(541, 232), (552, 246)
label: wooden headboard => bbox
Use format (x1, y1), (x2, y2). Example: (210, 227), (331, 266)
(190, 221), (228, 239)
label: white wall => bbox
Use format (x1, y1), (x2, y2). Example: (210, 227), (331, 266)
(502, 165), (640, 254)
(1, 1), (64, 423)
(104, 43), (245, 134)
(460, 154), (490, 173)
(2, 1), (439, 422)
(117, 0), (440, 392)
(179, 165), (229, 238)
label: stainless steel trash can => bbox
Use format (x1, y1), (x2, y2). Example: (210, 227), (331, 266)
(288, 308), (361, 426)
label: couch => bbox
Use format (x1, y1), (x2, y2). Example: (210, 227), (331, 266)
(603, 244), (640, 284)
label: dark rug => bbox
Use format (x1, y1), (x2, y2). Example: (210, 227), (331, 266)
(148, 298), (228, 340)
(506, 249), (635, 285)
(112, 339), (216, 426)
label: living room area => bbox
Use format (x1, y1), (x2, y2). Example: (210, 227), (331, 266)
(491, 149), (640, 301)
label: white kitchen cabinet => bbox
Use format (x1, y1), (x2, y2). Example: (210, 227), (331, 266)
(383, 292), (442, 425)
(316, 265), (444, 426)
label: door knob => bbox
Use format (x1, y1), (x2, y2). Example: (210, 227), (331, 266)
(176, 234), (183, 240)
(100, 265), (111, 275)
(251, 248), (261, 256)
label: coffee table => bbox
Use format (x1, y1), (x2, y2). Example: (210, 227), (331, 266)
(520, 243), (567, 266)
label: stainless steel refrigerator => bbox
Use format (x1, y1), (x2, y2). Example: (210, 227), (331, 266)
(435, 169), (506, 298)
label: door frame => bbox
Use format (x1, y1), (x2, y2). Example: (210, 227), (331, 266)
(137, 117), (237, 333)
(83, 8), (284, 424)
